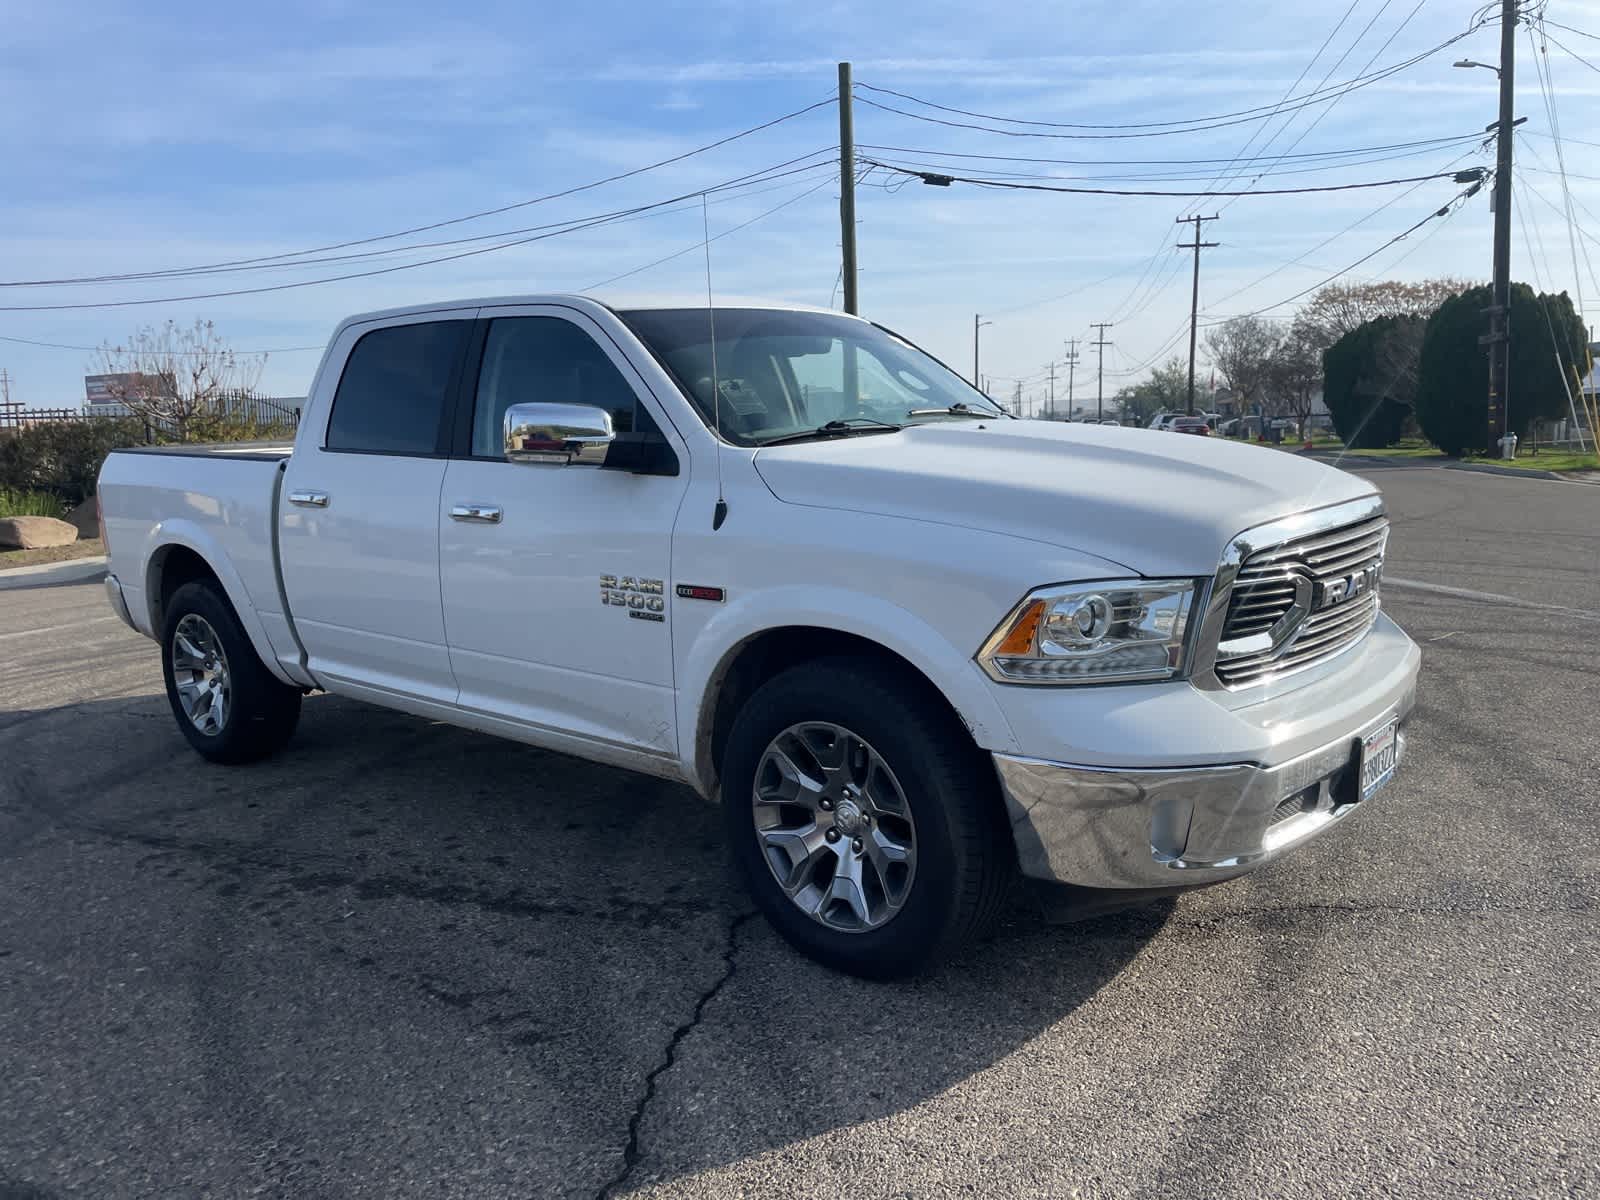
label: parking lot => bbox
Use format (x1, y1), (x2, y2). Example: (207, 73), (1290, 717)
(2, 459), (1596, 1199)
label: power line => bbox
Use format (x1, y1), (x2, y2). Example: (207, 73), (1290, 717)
(0, 158), (838, 290)
(851, 133), (1485, 170)
(860, 158), (1476, 197)
(1189, 0), (1366, 204)
(582, 175), (835, 290)
(0, 332), (322, 355)
(849, 28), (1483, 134)
(1203, 147), (1484, 309)
(0, 99), (836, 290)
(0, 161), (839, 312)
(1200, 179), (1482, 325)
(1537, 26), (1600, 71)
(863, 140), (1485, 186)
(1527, 15), (1593, 351)
(0, 150), (838, 289)
(1215, 0), (1429, 210)
(1538, 16), (1600, 43)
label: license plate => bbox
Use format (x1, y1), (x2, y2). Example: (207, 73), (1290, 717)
(1359, 719), (1399, 801)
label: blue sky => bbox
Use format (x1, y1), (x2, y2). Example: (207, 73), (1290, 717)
(4, 0), (1600, 412)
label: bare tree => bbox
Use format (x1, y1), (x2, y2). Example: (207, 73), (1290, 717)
(95, 320), (266, 441)
(1296, 279), (1470, 356)
(1267, 319), (1323, 434)
(1204, 316), (1282, 416)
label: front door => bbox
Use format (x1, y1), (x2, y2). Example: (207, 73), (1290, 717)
(438, 307), (691, 758)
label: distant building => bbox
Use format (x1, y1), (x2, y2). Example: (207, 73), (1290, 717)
(83, 373), (142, 417)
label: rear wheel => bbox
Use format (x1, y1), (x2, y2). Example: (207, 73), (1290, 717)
(160, 580), (301, 764)
(722, 658), (1012, 979)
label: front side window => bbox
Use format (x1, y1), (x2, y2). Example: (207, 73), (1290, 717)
(326, 320), (469, 454)
(471, 317), (643, 457)
(617, 307), (1004, 445)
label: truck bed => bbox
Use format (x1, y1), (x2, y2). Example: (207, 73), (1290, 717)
(98, 445), (302, 684)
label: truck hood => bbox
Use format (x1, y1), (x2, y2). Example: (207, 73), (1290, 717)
(751, 420), (1376, 577)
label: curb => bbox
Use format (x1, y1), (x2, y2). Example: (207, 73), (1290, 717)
(0, 555), (108, 590)
(1445, 461), (1595, 483)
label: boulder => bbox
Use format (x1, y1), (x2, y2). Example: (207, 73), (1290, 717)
(0, 515), (79, 550)
(65, 502), (101, 541)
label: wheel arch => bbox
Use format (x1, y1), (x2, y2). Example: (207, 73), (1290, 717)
(140, 524), (298, 687)
(685, 611), (1019, 800)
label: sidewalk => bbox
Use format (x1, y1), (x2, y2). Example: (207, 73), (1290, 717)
(0, 555), (108, 590)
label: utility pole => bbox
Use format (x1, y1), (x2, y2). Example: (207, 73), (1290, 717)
(973, 313), (992, 386)
(1487, 1), (1518, 446)
(837, 62), (858, 316)
(1047, 361), (1056, 420)
(1013, 380), (1023, 417)
(1091, 323), (1114, 422)
(1064, 339), (1080, 420)
(1176, 214), (1220, 415)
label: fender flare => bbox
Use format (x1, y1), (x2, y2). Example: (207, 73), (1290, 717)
(139, 519), (301, 688)
(677, 584), (1021, 792)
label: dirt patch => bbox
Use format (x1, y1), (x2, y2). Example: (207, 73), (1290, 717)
(0, 538), (105, 570)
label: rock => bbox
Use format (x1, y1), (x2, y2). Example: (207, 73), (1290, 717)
(0, 515), (79, 550)
(65, 502), (101, 541)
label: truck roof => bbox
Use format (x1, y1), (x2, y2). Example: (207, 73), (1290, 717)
(334, 292), (844, 331)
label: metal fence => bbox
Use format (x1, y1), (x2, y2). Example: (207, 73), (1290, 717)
(0, 391), (301, 433)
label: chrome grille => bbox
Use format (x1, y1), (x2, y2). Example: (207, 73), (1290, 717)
(1215, 514), (1388, 687)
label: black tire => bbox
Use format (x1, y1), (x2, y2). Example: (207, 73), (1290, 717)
(722, 657), (1013, 979)
(160, 580), (301, 764)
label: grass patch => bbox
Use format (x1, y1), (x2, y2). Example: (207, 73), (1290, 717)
(1332, 438), (1446, 459)
(1463, 450), (1600, 472)
(0, 488), (67, 518)
(0, 537), (104, 570)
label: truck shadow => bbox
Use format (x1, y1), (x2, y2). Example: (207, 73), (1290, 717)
(1, 690), (1170, 1196)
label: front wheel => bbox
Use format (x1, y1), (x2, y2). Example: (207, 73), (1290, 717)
(722, 658), (1012, 979)
(160, 580), (301, 764)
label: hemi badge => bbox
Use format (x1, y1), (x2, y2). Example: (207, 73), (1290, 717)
(676, 584), (725, 603)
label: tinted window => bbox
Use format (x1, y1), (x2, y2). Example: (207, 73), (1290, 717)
(326, 320), (469, 454)
(472, 317), (644, 457)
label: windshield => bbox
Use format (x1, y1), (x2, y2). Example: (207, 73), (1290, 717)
(617, 307), (1006, 445)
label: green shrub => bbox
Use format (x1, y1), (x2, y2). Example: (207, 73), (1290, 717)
(0, 487), (67, 519)
(1415, 283), (1588, 456)
(1322, 315), (1424, 449)
(0, 417), (148, 506)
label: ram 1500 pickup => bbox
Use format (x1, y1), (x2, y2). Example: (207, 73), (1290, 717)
(97, 295), (1418, 977)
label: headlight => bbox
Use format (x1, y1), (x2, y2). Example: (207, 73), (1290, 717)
(976, 579), (1199, 685)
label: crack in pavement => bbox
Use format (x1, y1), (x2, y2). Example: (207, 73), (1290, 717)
(595, 909), (759, 1200)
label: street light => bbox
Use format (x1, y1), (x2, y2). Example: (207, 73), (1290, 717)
(973, 314), (993, 386)
(1453, 58), (1502, 77)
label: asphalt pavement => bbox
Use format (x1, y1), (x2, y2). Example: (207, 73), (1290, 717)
(1, 460), (1596, 1199)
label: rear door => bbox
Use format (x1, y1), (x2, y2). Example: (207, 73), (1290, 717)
(278, 313), (473, 704)
(437, 306), (691, 758)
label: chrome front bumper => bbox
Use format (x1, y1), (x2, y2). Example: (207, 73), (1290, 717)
(994, 690), (1415, 889)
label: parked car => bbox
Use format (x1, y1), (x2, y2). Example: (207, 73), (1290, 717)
(97, 296), (1417, 979)
(1171, 416), (1211, 436)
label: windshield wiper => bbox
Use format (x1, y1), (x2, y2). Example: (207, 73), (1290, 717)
(906, 402), (996, 418)
(760, 418), (903, 446)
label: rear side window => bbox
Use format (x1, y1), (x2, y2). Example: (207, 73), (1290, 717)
(326, 320), (470, 454)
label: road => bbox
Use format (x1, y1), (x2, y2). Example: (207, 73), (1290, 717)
(2, 460), (1596, 1199)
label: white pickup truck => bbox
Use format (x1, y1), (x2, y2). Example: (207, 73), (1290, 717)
(97, 295), (1418, 977)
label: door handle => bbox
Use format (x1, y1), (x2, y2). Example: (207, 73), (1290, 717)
(450, 503), (503, 524)
(288, 490), (329, 507)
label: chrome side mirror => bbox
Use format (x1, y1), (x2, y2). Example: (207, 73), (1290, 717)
(503, 403), (615, 466)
